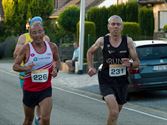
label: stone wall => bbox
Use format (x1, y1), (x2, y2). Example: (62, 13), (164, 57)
(153, 31), (165, 39)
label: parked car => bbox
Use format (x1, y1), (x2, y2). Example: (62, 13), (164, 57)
(128, 40), (167, 92)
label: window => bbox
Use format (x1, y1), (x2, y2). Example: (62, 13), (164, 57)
(158, 11), (167, 30)
(137, 44), (167, 60)
(54, 0), (58, 9)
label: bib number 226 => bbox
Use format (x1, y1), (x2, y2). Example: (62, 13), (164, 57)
(31, 70), (48, 83)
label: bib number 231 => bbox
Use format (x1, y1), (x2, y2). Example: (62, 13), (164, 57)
(109, 64), (126, 77)
(31, 69), (48, 83)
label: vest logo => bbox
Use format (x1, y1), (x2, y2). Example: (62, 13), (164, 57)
(108, 50), (115, 54)
(119, 50), (127, 53)
(31, 53), (35, 57)
(33, 57), (38, 62)
(47, 53), (52, 56)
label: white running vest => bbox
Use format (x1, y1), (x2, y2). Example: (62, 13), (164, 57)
(24, 41), (53, 82)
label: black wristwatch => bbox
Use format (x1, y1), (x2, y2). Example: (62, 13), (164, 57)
(55, 67), (59, 72)
(130, 62), (133, 68)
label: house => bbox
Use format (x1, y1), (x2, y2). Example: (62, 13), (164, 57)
(0, 0), (4, 21)
(138, 0), (167, 32)
(50, 0), (106, 19)
(50, 0), (137, 19)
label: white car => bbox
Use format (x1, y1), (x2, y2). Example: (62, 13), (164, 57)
(128, 40), (167, 92)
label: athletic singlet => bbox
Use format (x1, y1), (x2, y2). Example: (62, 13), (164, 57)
(102, 35), (129, 77)
(24, 41), (53, 92)
(20, 33), (32, 66)
(24, 33), (32, 44)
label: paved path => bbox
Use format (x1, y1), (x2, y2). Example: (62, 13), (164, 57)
(0, 59), (100, 94)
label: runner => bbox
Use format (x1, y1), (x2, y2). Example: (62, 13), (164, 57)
(13, 16), (50, 125)
(87, 15), (140, 125)
(13, 16), (60, 125)
(13, 16), (50, 88)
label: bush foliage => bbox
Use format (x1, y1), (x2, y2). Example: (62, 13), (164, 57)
(122, 22), (141, 40)
(58, 5), (80, 33)
(163, 24), (167, 33)
(87, 2), (139, 39)
(77, 21), (96, 59)
(2, 0), (54, 35)
(138, 6), (154, 37)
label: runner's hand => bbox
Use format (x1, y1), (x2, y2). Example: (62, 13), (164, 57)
(25, 63), (35, 71)
(88, 67), (96, 77)
(51, 69), (58, 78)
(121, 58), (131, 67)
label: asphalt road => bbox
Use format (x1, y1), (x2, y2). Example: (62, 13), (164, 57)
(0, 60), (167, 125)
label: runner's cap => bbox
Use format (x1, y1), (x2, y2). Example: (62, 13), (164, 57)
(29, 16), (43, 26)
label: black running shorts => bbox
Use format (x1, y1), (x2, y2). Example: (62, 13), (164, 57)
(23, 87), (52, 108)
(98, 69), (129, 105)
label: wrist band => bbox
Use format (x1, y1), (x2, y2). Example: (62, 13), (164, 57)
(55, 67), (59, 72)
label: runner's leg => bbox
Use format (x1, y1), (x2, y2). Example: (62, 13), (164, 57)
(104, 95), (120, 125)
(38, 97), (52, 125)
(23, 104), (35, 125)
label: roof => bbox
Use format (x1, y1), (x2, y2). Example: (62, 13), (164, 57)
(98, 0), (117, 8)
(50, 0), (104, 19)
(138, 0), (164, 4)
(50, 0), (80, 19)
(134, 40), (167, 47)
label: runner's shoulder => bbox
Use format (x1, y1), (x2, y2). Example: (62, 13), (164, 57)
(17, 33), (27, 45)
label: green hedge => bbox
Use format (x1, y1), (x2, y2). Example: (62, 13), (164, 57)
(86, 7), (108, 39)
(58, 5), (80, 33)
(87, 2), (139, 39)
(2, 0), (54, 35)
(125, 2), (138, 22)
(122, 22), (141, 40)
(77, 21), (96, 59)
(163, 24), (167, 33)
(138, 7), (154, 37)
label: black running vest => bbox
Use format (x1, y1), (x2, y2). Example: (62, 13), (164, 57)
(102, 35), (129, 69)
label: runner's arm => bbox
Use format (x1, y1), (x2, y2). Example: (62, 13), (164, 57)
(51, 42), (61, 71)
(13, 35), (26, 59)
(127, 37), (140, 68)
(87, 37), (103, 69)
(13, 44), (34, 72)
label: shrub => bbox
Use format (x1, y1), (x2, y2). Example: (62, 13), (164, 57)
(87, 7), (108, 38)
(58, 5), (80, 33)
(77, 21), (96, 59)
(0, 36), (17, 58)
(138, 7), (154, 37)
(122, 22), (141, 40)
(163, 24), (167, 33)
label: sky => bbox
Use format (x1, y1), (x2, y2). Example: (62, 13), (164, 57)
(98, 0), (117, 8)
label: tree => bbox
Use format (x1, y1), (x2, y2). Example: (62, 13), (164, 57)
(138, 7), (154, 38)
(28, 0), (54, 21)
(58, 5), (80, 33)
(2, 0), (15, 34)
(2, 0), (54, 35)
(2, 0), (15, 24)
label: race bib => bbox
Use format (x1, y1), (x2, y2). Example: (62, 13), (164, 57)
(31, 69), (48, 83)
(109, 64), (126, 77)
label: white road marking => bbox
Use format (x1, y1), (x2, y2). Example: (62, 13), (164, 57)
(124, 107), (167, 121)
(53, 85), (167, 121)
(1, 68), (167, 121)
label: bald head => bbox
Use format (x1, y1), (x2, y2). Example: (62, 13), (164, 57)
(107, 15), (123, 35)
(108, 15), (123, 24)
